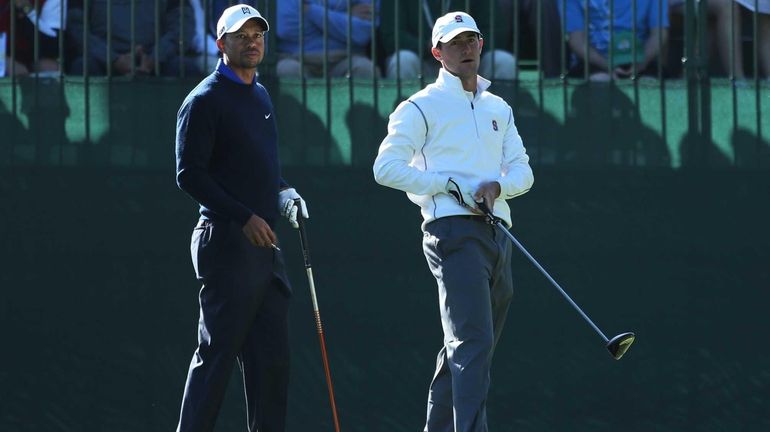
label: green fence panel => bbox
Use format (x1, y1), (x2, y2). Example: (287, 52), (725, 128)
(2, 78), (769, 170)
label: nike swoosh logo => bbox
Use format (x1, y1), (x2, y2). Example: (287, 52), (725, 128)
(264, 113), (272, 119)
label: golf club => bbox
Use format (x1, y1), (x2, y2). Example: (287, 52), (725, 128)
(294, 199), (342, 431)
(476, 201), (635, 360)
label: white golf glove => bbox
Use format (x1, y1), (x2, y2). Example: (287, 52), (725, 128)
(445, 177), (478, 209)
(278, 188), (309, 229)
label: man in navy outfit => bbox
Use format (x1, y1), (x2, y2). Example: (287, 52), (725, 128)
(174, 4), (309, 431)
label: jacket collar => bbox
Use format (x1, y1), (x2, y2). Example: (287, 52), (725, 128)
(435, 68), (491, 97)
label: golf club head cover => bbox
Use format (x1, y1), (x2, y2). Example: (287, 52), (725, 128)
(446, 177), (477, 210)
(279, 188), (309, 228)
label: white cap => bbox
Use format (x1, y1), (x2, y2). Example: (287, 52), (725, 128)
(431, 11), (482, 48)
(216, 4), (270, 40)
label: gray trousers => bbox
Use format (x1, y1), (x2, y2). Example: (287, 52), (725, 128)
(421, 216), (514, 432)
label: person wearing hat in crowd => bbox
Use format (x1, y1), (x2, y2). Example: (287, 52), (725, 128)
(174, 4), (309, 431)
(373, 11), (534, 432)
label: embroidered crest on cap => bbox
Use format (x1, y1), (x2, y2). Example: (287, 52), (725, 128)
(454, 15), (463, 23)
(492, 120), (498, 131)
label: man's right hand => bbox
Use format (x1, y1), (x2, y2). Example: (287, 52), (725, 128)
(242, 214), (277, 248)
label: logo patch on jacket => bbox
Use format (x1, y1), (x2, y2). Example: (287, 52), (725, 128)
(492, 120), (498, 131)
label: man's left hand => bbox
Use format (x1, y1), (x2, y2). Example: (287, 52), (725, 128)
(279, 188), (309, 228)
(473, 181), (501, 211)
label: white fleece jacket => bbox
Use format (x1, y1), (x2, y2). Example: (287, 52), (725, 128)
(373, 68), (533, 229)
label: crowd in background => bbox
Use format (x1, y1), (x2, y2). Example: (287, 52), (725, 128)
(1, 0), (769, 81)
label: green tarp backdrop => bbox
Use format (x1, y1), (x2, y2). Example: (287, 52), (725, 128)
(1, 78), (769, 431)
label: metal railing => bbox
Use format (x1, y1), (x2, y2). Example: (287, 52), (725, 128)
(1, 0), (768, 168)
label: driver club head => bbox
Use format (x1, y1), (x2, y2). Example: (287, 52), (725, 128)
(606, 332), (635, 360)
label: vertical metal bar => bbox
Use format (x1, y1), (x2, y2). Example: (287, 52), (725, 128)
(683, 0), (698, 163)
(513, 0), (519, 67)
(698, 0), (713, 165)
(179, 0), (185, 77)
(658, 0), (663, 80)
(8, 0), (17, 162)
(536, 31), (544, 165)
(754, 0), (760, 85)
(155, 0), (161, 76)
(59, 0), (65, 77)
(370, 0), (377, 82)
(537, 0), (543, 80)
(33, 0), (41, 163)
(57, 0), (66, 164)
(130, 0), (136, 75)
(489, 0), (496, 79)
(731, 0), (739, 163)
(658, 0), (667, 166)
(323, 0), (328, 80)
(632, 0), (640, 165)
(203, 0), (209, 72)
(583, 0), (589, 79)
(418, 0), (424, 87)
(299, 0), (305, 77)
(754, 0), (762, 164)
(33, 0), (39, 72)
(9, 0), (17, 76)
(561, 0), (567, 80)
(631, 0), (637, 79)
(372, 0), (379, 130)
(299, 0), (308, 163)
(730, 0), (736, 80)
(395, 0), (402, 99)
(561, 0), (569, 167)
(107, 0), (113, 77)
(609, 0), (614, 81)
(347, 0), (352, 86)
(607, 0), (615, 163)
(323, 0), (331, 164)
(84, 0), (91, 145)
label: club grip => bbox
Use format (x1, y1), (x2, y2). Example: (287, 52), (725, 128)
(294, 198), (312, 267)
(477, 200), (493, 217)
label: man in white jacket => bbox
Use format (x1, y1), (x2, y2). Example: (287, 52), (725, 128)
(373, 11), (534, 432)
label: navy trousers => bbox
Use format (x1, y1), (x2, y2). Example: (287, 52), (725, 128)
(177, 218), (292, 432)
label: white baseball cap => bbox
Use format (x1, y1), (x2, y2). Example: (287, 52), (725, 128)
(431, 11), (482, 48)
(216, 4), (270, 40)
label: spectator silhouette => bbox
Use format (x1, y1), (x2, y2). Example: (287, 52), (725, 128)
(275, 90), (340, 165)
(679, 128), (731, 167)
(347, 101), (387, 167)
(489, 81), (567, 163)
(1, 0), (64, 76)
(559, 0), (670, 81)
(0, 86), (31, 163)
(564, 83), (670, 166)
(20, 76), (70, 164)
(275, 0), (379, 79)
(732, 127), (770, 168)
(379, 0), (516, 80)
(67, 0), (199, 76)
